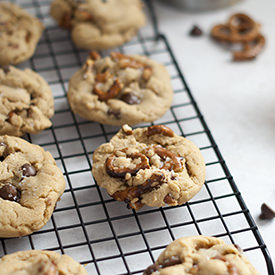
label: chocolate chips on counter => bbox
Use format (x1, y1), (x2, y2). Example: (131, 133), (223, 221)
(259, 203), (275, 220)
(189, 25), (203, 37)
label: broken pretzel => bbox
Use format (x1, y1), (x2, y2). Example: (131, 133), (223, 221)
(211, 13), (265, 61)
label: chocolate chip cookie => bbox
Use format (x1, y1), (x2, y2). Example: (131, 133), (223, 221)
(0, 66), (54, 137)
(0, 3), (44, 66)
(92, 125), (205, 210)
(50, 0), (145, 50)
(0, 250), (87, 275)
(0, 135), (66, 237)
(67, 52), (173, 126)
(143, 236), (259, 275)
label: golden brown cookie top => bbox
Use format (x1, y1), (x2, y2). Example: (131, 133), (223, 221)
(68, 52), (173, 126)
(143, 236), (259, 275)
(50, 0), (145, 50)
(0, 250), (87, 275)
(0, 135), (65, 237)
(0, 2), (44, 65)
(92, 125), (205, 210)
(0, 66), (54, 136)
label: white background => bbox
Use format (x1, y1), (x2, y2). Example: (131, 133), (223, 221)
(155, 0), (275, 273)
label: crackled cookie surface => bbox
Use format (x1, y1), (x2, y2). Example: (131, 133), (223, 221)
(0, 3), (44, 65)
(92, 125), (205, 210)
(0, 250), (87, 275)
(143, 236), (259, 275)
(68, 52), (173, 126)
(0, 136), (65, 237)
(50, 0), (145, 50)
(0, 66), (54, 136)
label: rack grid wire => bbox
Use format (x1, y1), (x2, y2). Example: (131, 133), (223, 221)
(1, 0), (274, 274)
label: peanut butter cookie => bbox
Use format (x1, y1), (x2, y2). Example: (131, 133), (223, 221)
(50, 0), (145, 50)
(143, 236), (259, 275)
(68, 52), (173, 126)
(0, 135), (66, 237)
(0, 3), (44, 66)
(92, 125), (205, 210)
(0, 250), (87, 275)
(0, 66), (54, 136)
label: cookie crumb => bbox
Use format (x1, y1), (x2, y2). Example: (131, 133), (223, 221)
(189, 25), (203, 36)
(259, 203), (275, 220)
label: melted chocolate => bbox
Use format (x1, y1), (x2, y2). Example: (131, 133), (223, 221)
(22, 163), (37, 177)
(120, 93), (140, 105)
(0, 184), (20, 202)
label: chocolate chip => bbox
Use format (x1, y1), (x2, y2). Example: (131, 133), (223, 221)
(259, 203), (275, 220)
(107, 109), (121, 119)
(22, 163), (37, 177)
(0, 184), (20, 202)
(0, 66), (10, 74)
(189, 25), (203, 36)
(0, 141), (6, 146)
(143, 263), (159, 275)
(120, 93), (140, 105)
(161, 255), (181, 268)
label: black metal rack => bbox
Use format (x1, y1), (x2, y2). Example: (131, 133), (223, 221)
(1, 0), (273, 274)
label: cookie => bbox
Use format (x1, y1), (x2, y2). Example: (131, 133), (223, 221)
(0, 250), (87, 275)
(0, 3), (44, 66)
(92, 125), (205, 210)
(68, 52), (173, 126)
(0, 65), (54, 137)
(143, 236), (259, 275)
(0, 135), (65, 237)
(50, 0), (145, 50)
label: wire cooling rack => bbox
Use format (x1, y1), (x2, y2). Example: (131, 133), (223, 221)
(1, 0), (274, 274)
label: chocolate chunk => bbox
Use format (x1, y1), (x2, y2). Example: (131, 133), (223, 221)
(107, 109), (121, 119)
(143, 263), (159, 275)
(0, 184), (20, 202)
(189, 25), (203, 36)
(0, 66), (10, 74)
(259, 203), (275, 220)
(0, 141), (6, 146)
(161, 255), (182, 268)
(120, 93), (140, 105)
(22, 163), (37, 177)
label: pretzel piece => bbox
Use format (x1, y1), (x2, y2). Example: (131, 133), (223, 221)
(112, 173), (165, 210)
(147, 125), (174, 137)
(106, 150), (150, 178)
(94, 79), (122, 101)
(233, 34), (265, 61)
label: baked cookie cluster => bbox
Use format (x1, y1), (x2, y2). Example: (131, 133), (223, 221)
(92, 125), (205, 210)
(143, 236), (259, 275)
(68, 52), (173, 125)
(50, 0), (146, 50)
(211, 13), (265, 61)
(0, 2), (261, 275)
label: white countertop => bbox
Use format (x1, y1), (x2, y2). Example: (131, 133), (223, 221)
(154, 0), (275, 273)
